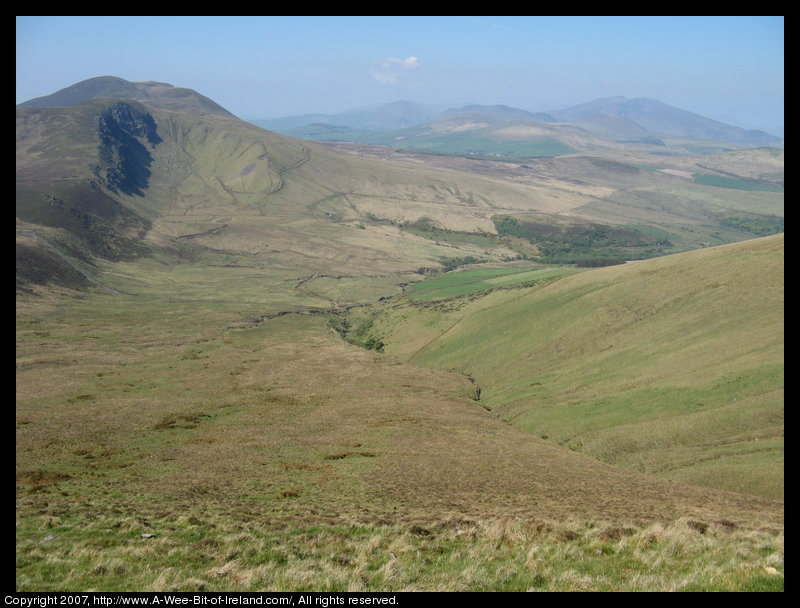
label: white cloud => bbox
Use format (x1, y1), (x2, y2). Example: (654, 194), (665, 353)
(370, 55), (420, 85)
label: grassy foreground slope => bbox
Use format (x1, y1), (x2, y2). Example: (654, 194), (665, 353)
(356, 234), (784, 500)
(16, 289), (783, 591)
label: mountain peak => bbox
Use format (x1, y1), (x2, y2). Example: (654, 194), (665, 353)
(442, 103), (556, 123)
(17, 75), (237, 118)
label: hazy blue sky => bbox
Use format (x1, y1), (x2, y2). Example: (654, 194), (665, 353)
(16, 16), (784, 133)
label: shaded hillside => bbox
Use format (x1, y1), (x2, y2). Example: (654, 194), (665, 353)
(16, 101), (158, 273)
(16, 231), (92, 293)
(351, 234), (784, 500)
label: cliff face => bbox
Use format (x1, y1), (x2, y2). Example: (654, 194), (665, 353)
(95, 102), (163, 196)
(16, 101), (158, 284)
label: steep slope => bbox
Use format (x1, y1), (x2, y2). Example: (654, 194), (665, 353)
(353, 234), (784, 500)
(16, 100), (157, 278)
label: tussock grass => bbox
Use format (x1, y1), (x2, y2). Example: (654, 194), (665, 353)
(16, 511), (783, 592)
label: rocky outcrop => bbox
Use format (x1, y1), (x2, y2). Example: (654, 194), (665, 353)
(95, 102), (162, 196)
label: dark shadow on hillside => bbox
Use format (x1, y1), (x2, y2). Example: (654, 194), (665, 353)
(97, 102), (162, 196)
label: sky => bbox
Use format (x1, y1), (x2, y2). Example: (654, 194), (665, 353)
(16, 16), (785, 134)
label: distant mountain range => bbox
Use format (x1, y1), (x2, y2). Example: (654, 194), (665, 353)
(548, 96), (782, 146)
(256, 101), (558, 132)
(253, 96), (783, 153)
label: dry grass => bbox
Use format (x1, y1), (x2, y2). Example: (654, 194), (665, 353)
(16, 510), (783, 592)
(17, 249), (784, 590)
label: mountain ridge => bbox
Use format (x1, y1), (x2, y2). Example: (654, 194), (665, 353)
(550, 96), (782, 146)
(17, 75), (237, 118)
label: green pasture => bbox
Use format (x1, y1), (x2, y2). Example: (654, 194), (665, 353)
(406, 264), (579, 301)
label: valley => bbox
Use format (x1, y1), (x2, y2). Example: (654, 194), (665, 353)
(16, 77), (783, 591)
(342, 234), (784, 500)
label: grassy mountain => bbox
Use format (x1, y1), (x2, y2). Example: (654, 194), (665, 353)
(342, 113), (595, 156)
(348, 234), (784, 500)
(16, 78), (783, 591)
(17, 75), (237, 118)
(568, 113), (652, 141)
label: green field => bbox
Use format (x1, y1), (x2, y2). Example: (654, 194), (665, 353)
(692, 173), (784, 192)
(280, 124), (579, 158)
(367, 134), (576, 158)
(406, 264), (579, 301)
